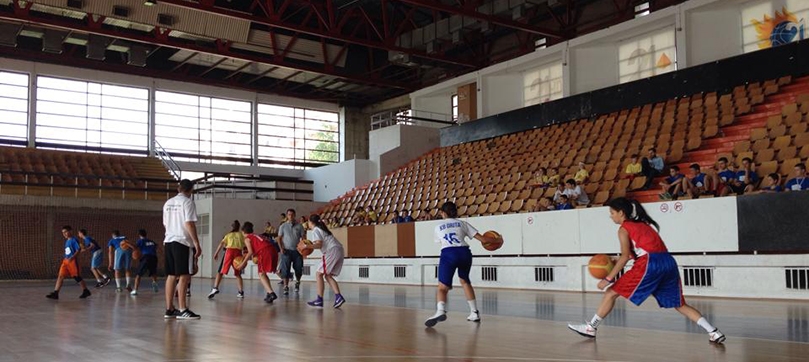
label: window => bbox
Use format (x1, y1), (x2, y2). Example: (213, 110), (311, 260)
(635, 2), (650, 18)
(35, 76), (149, 153)
(256, 104), (339, 166)
(618, 27), (677, 84)
(451, 94), (459, 122)
(535, 38), (547, 49)
(0, 72), (29, 145)
(742, 1), (808, 53)
(155, 91), (252, 164)
(523, 62), (564, 107)
(196, 214), (210, 236)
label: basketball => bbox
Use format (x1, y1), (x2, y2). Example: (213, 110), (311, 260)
(132, 248), (141, 260)
(588, 254), (614, 279)
(120, 240), (132, 250)
(232, 255), (245, 269)
(297, 239), (314, 257)
(482, 230), (504, 251)
(252, 256), (259, 264)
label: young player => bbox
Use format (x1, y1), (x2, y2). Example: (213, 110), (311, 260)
(208, 220), (247, 299)
(107, 230), (134, 293)
(424, 202), (500, 327)
(304, 214), (346, 308)
(568, 197), (726, 343)
(46, 225), (91, 299)
(78, 229), (110, 288)
(242, 221), (278, 303)
(132, 229), (159, 295)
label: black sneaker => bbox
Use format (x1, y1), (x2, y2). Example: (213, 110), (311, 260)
(79, 289), (91, 299)
(102, 277), (111, 287)
(94, 282), (103, 289)
(164, 309), (180, 319)
(177, 309), (201, 320)
(283, 286), (289, 295)
(46, 291), (59, 300)
(294, 281), (300, 292)
(264, 292), (278, 304)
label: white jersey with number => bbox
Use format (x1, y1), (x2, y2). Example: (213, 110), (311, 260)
(434, 218), (479, 250)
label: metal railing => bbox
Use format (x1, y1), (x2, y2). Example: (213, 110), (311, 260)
(153, 139), (181, 180)
(192, 172), (314, 201)
(371, 108), (457, 130)
(0, 169), (175, 200)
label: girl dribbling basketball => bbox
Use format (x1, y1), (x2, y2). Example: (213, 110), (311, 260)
(568, 197), (725, 343)
(305, 214), (346, 308)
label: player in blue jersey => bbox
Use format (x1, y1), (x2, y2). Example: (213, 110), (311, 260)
(78, 229), (110, 288)
(785, 163), (809, 191)
(684, 164), (713, 199)
(107, 230), (134, 293)
(132, 229), (159, 295)
(46, 226), (91, 299)
(424, 202), (501, 327)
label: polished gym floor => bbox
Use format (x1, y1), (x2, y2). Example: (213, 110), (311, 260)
(2, 279), (807, 361)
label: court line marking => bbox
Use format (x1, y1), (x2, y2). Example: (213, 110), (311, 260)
(312, 356), (629, 362)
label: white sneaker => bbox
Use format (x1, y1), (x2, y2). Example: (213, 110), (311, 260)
(130, 290), (138, 296)
(568, 322), (597, 338)
(467, 310), (480, 322)
(424, 311), (447, 327)
(207, 288), (219, 299)
(709, 329), (726, 344)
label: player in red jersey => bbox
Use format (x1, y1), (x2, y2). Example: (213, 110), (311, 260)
(242, 221), (279, 303)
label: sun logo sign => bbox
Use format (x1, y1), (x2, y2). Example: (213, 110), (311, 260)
(751, 7), (805, 49)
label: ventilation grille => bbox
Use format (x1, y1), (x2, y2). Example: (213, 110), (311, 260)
(535, 266), (554, 282)
(683, 267), (713, 287)
(303, 265), (311, 276)
(481, 266), (498, 282)
(359, 265), (370, 279)
(786, 268), (809, 290)
(394, 265), (406, 278)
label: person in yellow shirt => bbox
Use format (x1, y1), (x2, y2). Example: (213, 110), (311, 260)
(624, 154), (643, 181)
(365, 206), (378, 224)
(208, 220), (251, 299)
(547, 168), (561, 186)
(263, 221), (277, 237)
(574, 162), (590, 184)
(351, 207), (366, 225)
(533, 167), (551, 188)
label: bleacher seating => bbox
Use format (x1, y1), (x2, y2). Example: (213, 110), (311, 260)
(321, 75), (809, 226)
(0, 147), (176, 200)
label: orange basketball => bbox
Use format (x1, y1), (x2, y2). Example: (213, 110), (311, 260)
(120, 240), (132, 250)
(588, 254), (614, 279)
(481, 230), (504, 251)
(232, 255), (245, 269)
(132, 248), (142, 260)
(297, 239), (314, 257)
(252, 256), (259, 264)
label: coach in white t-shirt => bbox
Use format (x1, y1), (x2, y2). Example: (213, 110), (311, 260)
(162, 179), (202, 320)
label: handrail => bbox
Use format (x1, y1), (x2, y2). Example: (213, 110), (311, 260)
(0, 169), (175, 184)
(153, 139), (181, 180)
(192, 172), (315, 184)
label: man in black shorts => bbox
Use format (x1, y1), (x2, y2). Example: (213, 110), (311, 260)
(162, 179), (202, 320)
(132, 229), (159, 295)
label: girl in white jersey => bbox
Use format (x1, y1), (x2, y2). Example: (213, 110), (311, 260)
(425, 202), (501, 327)
(304, 214), (346, 308)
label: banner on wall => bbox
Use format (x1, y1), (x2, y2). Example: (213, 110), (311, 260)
(750, 7), (806, 49)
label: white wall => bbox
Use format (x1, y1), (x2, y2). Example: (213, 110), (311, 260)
(481, 73), (523, 116)
(303, 159), (374, 202)
(368, 124), (441, 178)
(684, 0), (744, 67)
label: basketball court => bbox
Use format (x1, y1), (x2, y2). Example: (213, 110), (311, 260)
(4, 280), (806, 361)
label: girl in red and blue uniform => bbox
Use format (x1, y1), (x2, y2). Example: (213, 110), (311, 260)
(568, 197), (726, 344)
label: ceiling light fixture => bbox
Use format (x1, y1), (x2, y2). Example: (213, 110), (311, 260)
(144, 0), (157, 6)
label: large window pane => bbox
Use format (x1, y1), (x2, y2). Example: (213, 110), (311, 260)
(35, 76), (148, 153)
(742, 1), (809, 53)
(618, 27), (677, 84)
(257, 103), (340, 166)
(0, 72), (29, 143)
(523, 62), (564, 107)
(155, 91), (252, 165)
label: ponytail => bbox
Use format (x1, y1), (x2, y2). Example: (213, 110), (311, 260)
(606, 197), (660, 231)
(309, 214), (333, 236)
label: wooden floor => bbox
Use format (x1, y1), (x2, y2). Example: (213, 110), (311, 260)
(2, 279), (808, 362)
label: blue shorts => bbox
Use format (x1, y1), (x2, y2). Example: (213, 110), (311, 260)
(612, 252), (685, 308)
(438, 246), (473, 289)
(90, 250), (103, 268)
(114, 249), (132, 271)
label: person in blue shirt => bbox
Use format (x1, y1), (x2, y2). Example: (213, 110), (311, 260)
(715, 157), (738, 196)
(640, 148), (665, 190)
(391, 210), (405, 224)
(78, 229), (110, 289)
(133, 229), (159, 295)
(556, 194), (573, 210)
(760, 173), (783, 193)
(684, 164), (713, 199)
(659, 166), (685, 200)
(107, 230), (134, 293)
(46, 225), (91, 300)
(733, 157), (759, 194)
(402, 210), (414, 223)
(785, 163), (809, 192)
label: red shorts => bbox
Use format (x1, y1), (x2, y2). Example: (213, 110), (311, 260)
(254, 247), (278, 274)
(221, 248), (243, 276)
(59, 259), (79, 278)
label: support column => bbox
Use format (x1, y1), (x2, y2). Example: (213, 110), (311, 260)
(27, 70), (36, 148)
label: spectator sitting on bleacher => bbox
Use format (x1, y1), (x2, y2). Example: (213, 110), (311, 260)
(563, 179), (590, 206)
(534, 197), (556, 212)
(556, 194), (573, 210)
(785, 163), (809, 191)
(532, 167), (550, 188)
(624, 154), (642, 180)
(659, 166), (685, 201)
(716, 157), (739, 196)
(391, 211), (404, 224)
(418, 208), (433, 221)
(735, 157), (759, 194)
(574, 162), (590, 184)
(402, 210), (414, 222)
(365, 206), (378, 224)
(548, 168), (561, 186)
(760, 173), (783, 193)
(684, 164), (713, 199)
(328, 218), (340, 229)
(640, 148), (665, 190)
(351, 207), (366, 225)
(552, 183), (565, 203)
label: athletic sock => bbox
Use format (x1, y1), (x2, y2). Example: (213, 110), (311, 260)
(589, 314), (603, 328)
(102, 274), (109, 280)
(116, 278), (122, 288)
(467, 300), (478, 313)
(125, 277), (131, 288)
(697, 317), (716, 333)
(96, 278), (102, 283)
(437, 301), (446, 313)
